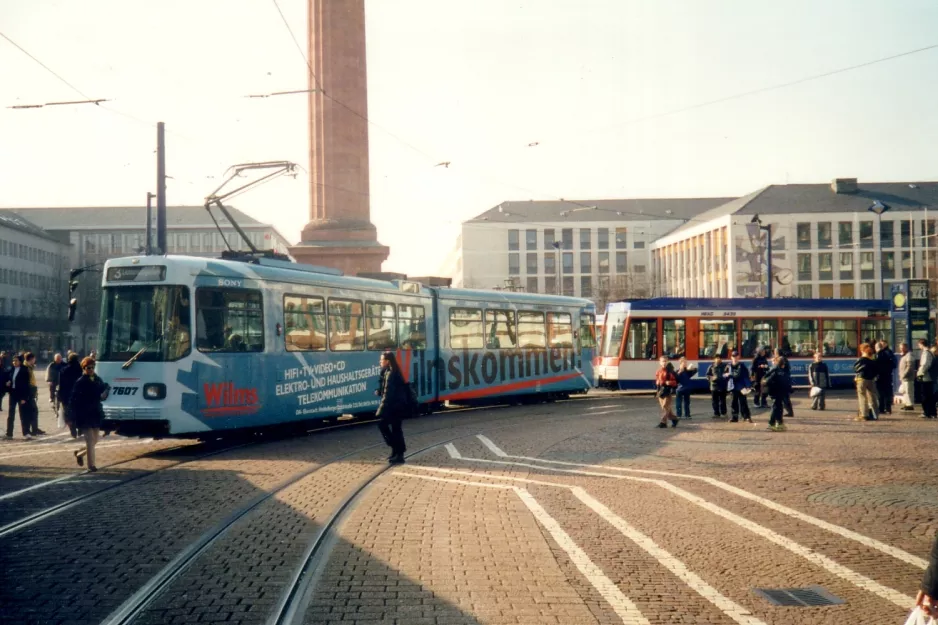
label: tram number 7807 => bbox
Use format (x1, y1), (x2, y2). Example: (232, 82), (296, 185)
(111, 387), (139, 396)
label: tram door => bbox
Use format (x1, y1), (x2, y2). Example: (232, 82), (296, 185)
(684, 319), (700, 363)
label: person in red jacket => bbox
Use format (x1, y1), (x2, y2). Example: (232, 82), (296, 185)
(654, 356), (679, 429)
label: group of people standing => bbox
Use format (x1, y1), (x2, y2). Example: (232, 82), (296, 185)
(897, 338), (938, 420)
(1, 350), (109, 472)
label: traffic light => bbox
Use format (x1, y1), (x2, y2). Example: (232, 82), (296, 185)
(67, 268), (83, 322)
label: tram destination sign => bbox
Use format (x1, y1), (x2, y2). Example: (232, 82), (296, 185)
(106, 265), (166, 282)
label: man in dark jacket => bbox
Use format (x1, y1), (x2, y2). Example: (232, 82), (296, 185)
(751, 348), (769, 408)
(875, 341), (896, 415)
(57, 353), (82, 438)
(727, 352), (752, 423)
(808, 352), (830, 410)
(763, 356), (790, 431)
(5, 354), (32, 439)
(706, 356), (728, 419)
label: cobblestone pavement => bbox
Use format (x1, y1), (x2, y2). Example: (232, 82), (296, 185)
(2, 391), (936, 625)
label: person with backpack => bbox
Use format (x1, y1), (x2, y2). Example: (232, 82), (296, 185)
(763, 355), (790, 431)
(706, 355), (728, 419)
(808, 352), (830, 410)
(674, 357), (696, 419)
(375, 351), (409, 464)
(854, 344), (879, 421)
(875, 340), (896, 415)
(751, 348), (770, 409)
(727, 351), (752, 423)
(916, 339), (936, 419)
(654, 356), (679, 429)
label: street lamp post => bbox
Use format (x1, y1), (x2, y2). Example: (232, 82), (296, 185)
(751, 214), (773, 298)
(552, 241), (562, 295)
(868, 200), (891, 299)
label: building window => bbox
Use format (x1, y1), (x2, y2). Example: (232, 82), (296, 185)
(580, 276), (591, 297)
(838, 222), (853, 247)
(860, 283), (875, 299)
(562, 252), (573, 274)
(882, 251), (895, 279)
(598, 252), (609, 274)
(922, 219), (937, 245)
(819, 284), (834, 299)
(901, 221), (911, 248)
(598, 228), (609, 250)
(634, 265), (646, 273)
(526, 277), (538, 293)
(818, 252), (833, 280)
(841, 283), (855, 299)
(508, 253), (520, 276)
(859, 252), (874, 280)
(562, 276), (574, 296)
(881, 221), (894, 248)
(797, 253), (812, 281)
(797, 223), (811, 249)
(615, 227), (627, 249)
(797, 284), (813, 299)
(526, 253), (537, 274)
(508, 230), (519, 251)
(544, 229), (555, 250)
(859, 221), (874, 248)
(634, 237), (645, 249)
(615, 252), (627, 273)
(526, 229), (537, 250)
(579, 228), (591, 250)
(544, 253), (556, 274)
(545, 276), (556, 295)
(562, 228), (573, 250)
(839, 252), (853, 280)
(902, 251), (913, 278)
(580, 251), (591, 273)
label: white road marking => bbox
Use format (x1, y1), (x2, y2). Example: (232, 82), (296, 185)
(397, 470), (763, 625)
(442, 445), (915, 608)
(0, 438), (155, 461)
(586, 404), (620, 410)
(394, 471), (650, 625)
(476, 434), (928, 570)
(0, 471), (83, 501)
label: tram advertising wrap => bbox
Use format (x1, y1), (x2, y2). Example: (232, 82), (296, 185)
(93, 256), (595, 438)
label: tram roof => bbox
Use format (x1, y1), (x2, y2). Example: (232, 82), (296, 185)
(606, 297), (889, 314)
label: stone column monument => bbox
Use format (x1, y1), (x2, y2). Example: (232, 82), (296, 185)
(288, 0), (389, 274)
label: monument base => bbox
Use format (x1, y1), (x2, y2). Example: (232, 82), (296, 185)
(289, 241), (389, 276)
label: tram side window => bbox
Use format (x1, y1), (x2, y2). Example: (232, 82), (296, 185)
(399, 304), (427, 350)
(547, 312), (574, 348)
(861, 319), (890, 345)
(485, 310), (518, 349)
(283, 295), (326, 352)
(698, 320), (736, 359)
(783, 319), (817, 357)
(662, 319), (685, 358)
(625, 319), (657, 359)
(450, 308), (484, 349)
(741, 319), (777, 357)
(196, 288), (264, 353)
(579, 314), (597, 349)
(328, 299), (364, 351)
(517, 311), (547, 349)
(822, 319), (858, 356)
(366, 302), (397, 351)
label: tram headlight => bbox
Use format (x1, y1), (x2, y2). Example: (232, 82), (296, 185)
(143, 383), (166, 400)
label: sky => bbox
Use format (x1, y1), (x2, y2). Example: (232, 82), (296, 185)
(1, 0), (937, 275)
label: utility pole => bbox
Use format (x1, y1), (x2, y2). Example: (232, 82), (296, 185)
(156, 122), (167, 254)
(145, 192), (155, 255)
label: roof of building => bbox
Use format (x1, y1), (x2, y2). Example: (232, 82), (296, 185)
(7, 205), (267, 231)
(467, 197), (737, 224)
(0, 210), (64, 243)
(736, 181), (938, 215)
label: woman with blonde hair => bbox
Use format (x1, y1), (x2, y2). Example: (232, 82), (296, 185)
(69, 358), (109, 471)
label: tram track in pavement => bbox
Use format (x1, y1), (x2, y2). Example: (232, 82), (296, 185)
(90, 403), (626, 625)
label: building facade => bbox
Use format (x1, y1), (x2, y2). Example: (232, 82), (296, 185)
(651, 179), (938, 300)
(13, 205), (292, 353)
(0, 211), (73, 355)
(445, 198), (734, 305)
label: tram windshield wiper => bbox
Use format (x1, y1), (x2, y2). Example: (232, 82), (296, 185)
(122, 334), (163, 370)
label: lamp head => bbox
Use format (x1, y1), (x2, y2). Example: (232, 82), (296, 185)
(750, 214), (761, 224)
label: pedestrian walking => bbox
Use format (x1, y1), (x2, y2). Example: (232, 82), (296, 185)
(808, 352), (830, 410)
(763, 355), (790, 431)
(45, 353), (64, 422)
(654, 356), (679, 428)
(674, 357), (696, 419)
(5, 354), (31, 439)
(727, 351), (752, 423)
(751, 348), (769, 408)
(0, 351), (9, 414)
(854, 344), (879, 421)
(375, 351), (409, 464)
(916, 339), (936, 419)
(23, 352), (43, 436)
(898, 343), (916, 412)
(706, 355), (728, 419)
(57, 353), (82, 438)
(875, 340), (895, 415)
(774, 353), (795, 417)
(70, 358), (109, 472)
(913, 533), (938, 620)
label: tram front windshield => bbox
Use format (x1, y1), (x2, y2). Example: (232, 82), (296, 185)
(99, 286), (191, 362)
(601, 311), (627, 358)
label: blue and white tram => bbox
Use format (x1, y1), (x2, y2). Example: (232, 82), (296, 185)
(594, 297), (891, 390)
(94, 255), (596, 438)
